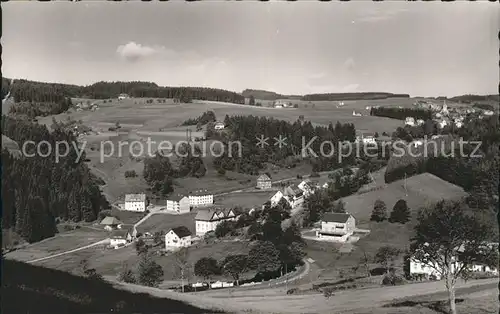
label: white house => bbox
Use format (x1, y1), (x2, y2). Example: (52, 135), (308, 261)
(109, 229), (134, 248)
(316, 212), (356, 243)
(256, 174), (272, 190)
(483, 110), (494, 116)
(282, 185), (304, 208)
(416, 119), (425, 126)
(352, 110), (362, 117)
(269, 190), (284, 207)
(118, 93), (129, 100)
(362, 136), (376, 145)
(165, 226), (192, 248)
(189, 190), (214, 207)
(405, 117), (416, 126)
(214, 122), (225, 130)
(454, 121), (464, 128)
(195, 207), (240, 236)
(298, 179), (315, 197)
(100, 216), (122, 231)
(124, 194), (147, 212)
(166, 194), (191, 214)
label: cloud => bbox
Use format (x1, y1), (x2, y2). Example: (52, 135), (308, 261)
(116, 42), (175, 62)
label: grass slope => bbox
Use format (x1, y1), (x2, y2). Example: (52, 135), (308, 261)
(2, 259), (223, 314)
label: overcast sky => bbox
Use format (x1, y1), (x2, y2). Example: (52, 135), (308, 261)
(2, 2), (498, 97)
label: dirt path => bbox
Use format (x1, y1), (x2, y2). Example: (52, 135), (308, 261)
(25, 239), (109, 264)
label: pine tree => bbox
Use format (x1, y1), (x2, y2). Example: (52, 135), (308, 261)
(389, 199), (411, 224)
(370, 199), (388, 222)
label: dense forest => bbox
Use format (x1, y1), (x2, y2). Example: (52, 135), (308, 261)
(1, 116), (109, 243)
(143, 144), (207, 196)
(213, 115), (357, 174)
(241, 89), (301, 101)
(2, 78), (245, 104)
(370, 107), (432, 121)
(9, 99), (73, 118)
(302, 92), (410, 101)
(448, 94), (500, 104)
(181, 111), (217, 126)
(385, 115), (499, 214)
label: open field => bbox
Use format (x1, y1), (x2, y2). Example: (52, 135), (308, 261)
(110, 209), (146, 225)
(32, 238), (250, 282)
(5, 227), (109, 262)
(340, 172), (467, 223)
(33, 96), (409, 202)
(135, 212), (197, 235)
(215, 190), (278, 208)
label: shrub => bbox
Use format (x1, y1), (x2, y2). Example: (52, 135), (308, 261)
(382, 273), (405, 286)
(125, 170), (138, 178)
(286, 288), (299, 295)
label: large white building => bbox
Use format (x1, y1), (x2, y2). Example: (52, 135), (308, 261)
(124, 194), (147, 212)
(405, 117), (416, 126)
(195, 207), (240, 236)
(256, 174), (272, 190)
(166, 194), (190, 214)
(189, 190), (214, 207)
(282, 185), (304, 208)
(316, 213), (356, 243)
(165, 226), (192, 248)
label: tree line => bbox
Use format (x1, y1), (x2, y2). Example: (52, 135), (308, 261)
(143, 145), (207, 196)
(9, 98), (73, 119)
(1, 115), (110, 243)
(303, 92), (410, 101)
(3, 78), (245, 104)
(213, 115), (357, 175)
(384, 115), (499, 214)
(370, 107), (432, 121)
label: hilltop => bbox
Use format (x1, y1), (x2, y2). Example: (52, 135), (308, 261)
(241, 89), (301, 100)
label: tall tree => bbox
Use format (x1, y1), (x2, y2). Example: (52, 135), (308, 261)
(371, 199), (388, 222)
(410, 200), (496, 314)
(137, 252), (164, 287)
(220, 254), (248, 286)
(248, 241), (281, 275)
(374, 246), (401, 274)
(389, 199), (411, 224)
(194, 257), (220, 283)
(174, 247), (190, 292)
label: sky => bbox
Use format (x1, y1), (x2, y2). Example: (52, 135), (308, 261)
(2, 2), (499, 97)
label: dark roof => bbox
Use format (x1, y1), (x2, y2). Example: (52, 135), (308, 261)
(321, 213), (352, 223)
(170, 226), (192, 238)
(169, 194), (187, 202)
(257, 174), (271, 181)
(190, 190), (211, 196)
(318, 231), (347, 236)
(195, 207), (238, 222)
(100, 216), (122, 226)
(110, 229), (129, 239)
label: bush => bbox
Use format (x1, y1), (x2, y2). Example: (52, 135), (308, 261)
(124, 170), (138, 178)
(310, 171), (320, 178)
(286, 288), (299, 295)
(382, 273), (405, 286)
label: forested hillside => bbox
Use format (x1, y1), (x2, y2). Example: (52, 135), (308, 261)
(241, 89), (301, 101)
(4, 77), (245, 104)
(214, 115), (357, 174)
(1, 116), (109, 243)
(302, 92), (410, 101)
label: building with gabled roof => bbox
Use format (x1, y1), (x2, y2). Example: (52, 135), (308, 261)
(124, 193), (147, 212)
(283, 185), (304, 208)
(189, 190), (214, 207)
(165, 226), (193, 248)
(100, 216), (122, 231)
(256, 174), (272, 190)
(195, 207), (239, 236)
(109, 228), (134, 247)
(166, 194), (190, 214)
(316, 212), (356, 243)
